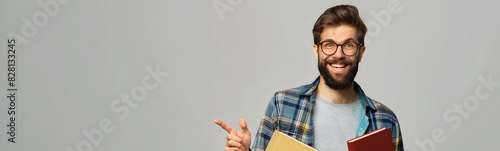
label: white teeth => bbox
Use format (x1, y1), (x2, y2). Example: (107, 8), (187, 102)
(330, 64), (347, 68)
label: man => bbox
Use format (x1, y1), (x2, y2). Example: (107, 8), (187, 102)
(214, 4), (404, 151)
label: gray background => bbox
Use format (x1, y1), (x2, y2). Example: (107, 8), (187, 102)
(1, 0), (499, 151)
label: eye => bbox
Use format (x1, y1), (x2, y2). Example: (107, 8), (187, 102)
(344, 42), (356, 49)
(323, 42), (335, 48)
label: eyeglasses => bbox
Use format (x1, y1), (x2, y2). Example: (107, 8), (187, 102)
(317, 40), (362, 56)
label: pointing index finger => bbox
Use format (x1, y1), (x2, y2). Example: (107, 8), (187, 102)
(213, 118), (234, 133)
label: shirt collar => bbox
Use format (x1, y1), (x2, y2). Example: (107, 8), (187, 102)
(302, 76), (377, 111)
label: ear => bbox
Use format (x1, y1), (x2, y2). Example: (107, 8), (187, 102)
(358, 46), (366, 62)
(313, 44), (319, 60)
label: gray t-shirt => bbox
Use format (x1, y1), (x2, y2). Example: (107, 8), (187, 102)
(313, 95), (361, 151)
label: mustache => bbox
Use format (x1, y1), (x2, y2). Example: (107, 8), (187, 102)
(323, 57), (353, 65)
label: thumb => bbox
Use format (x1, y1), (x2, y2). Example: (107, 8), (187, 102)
(239, 118), (250, 134)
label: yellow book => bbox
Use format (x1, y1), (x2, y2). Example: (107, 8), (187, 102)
(265, 130), (317, 151)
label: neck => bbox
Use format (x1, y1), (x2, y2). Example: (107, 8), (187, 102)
(317, 77), (358, 104)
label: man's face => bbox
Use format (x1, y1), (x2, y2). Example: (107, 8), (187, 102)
(313, 25), (365, 90)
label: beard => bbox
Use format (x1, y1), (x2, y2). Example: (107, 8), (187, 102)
(318, 55), (359, 90)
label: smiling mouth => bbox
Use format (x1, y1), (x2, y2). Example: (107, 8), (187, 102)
(330, 63), (347, 68)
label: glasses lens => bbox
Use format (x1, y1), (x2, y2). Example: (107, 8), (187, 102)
(342, 42), (358, 56)
(321, 42), (337, 55)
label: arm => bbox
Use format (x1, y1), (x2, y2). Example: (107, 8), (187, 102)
(252, 94), (279, 151)
(392, 118), (404, 151)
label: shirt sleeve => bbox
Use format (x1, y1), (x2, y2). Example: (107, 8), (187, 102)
(251, 93), (279, 151)
(392, 116), (404, 151)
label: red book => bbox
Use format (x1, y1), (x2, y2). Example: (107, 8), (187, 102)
(347, 127), (394, 151)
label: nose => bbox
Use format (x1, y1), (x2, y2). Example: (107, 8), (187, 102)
(332, 45), (345, 58)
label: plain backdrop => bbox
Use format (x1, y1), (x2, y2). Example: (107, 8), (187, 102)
(1, 0), (499, 151)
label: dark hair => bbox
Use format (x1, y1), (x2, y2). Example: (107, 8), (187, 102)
(312, 5), (367, 45)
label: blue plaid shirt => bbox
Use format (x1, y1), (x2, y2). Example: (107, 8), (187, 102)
(251, 77), (404, 151)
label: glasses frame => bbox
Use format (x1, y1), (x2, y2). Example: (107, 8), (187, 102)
(316, 40), (363, 56)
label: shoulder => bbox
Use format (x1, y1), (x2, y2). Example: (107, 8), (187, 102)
(273, 83), (316, 103)
(367, 97), (400, 124)
(266, 83), (316, 115)
(271, 77), (319, 102)
(274, 85), (305, 99)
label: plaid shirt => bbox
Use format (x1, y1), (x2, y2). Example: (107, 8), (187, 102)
(251, 77), (404, 151)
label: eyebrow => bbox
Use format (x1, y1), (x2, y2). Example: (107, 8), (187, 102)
(320, 38), (356, 44)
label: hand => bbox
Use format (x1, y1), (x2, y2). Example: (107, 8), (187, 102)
(214, 118), (252, 151)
